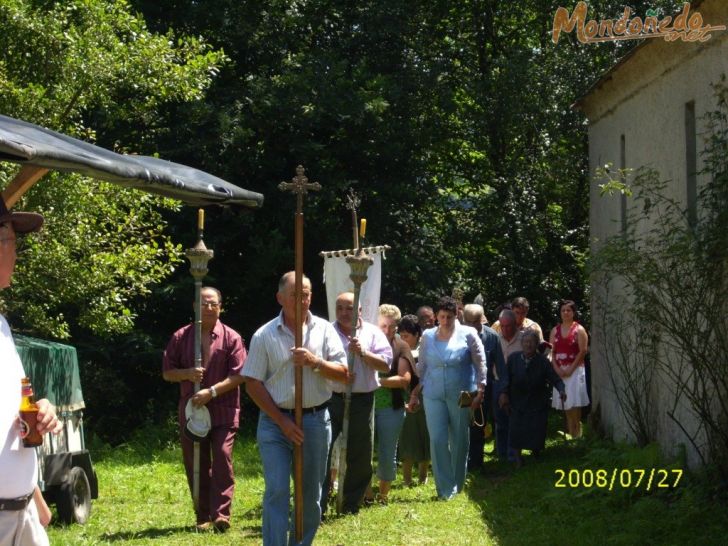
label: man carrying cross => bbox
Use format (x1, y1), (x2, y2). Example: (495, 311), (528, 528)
(243, 272), (347, 546)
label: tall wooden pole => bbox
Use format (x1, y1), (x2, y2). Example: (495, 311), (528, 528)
(279, 165), (320, 542)
(185, 208), (213, 514)
(336, 190), (367, 513)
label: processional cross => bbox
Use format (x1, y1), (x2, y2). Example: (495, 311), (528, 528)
(336, 188), (374, 513)
(316, 187), (391, 513)
(278, 165), (321, 542)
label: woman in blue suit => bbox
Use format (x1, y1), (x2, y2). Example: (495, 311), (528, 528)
(416, 296), (486, 500)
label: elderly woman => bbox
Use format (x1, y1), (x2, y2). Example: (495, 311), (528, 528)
(416, 296), (486, 500)
(498, 330), (566, 466)
(399, 315), (430, 486)
(549, 299), (589, 438)
(374, 304), (414, 503)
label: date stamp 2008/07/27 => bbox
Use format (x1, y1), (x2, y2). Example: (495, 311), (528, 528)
(554, 468), (683, 491)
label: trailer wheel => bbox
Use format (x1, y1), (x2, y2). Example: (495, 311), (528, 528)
(56, 466), (91, 524)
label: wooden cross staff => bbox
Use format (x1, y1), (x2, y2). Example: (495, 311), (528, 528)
(278, 165), (321, 542)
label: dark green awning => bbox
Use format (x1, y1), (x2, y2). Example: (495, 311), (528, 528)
(15, 334), (84, 412)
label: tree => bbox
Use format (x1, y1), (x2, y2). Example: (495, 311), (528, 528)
(131, 0), (676, 335)
(0, 0), (227, 338)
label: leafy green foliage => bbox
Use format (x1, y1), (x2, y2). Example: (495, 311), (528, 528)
(9, 175), (183, 338)
(131, 1), (684, 334)
(0, 0), (227, 337)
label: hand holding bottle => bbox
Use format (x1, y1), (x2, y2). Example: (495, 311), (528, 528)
(19, 377), (61, 447)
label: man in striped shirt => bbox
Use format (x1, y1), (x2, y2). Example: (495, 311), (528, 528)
(243, 272), (347, 546)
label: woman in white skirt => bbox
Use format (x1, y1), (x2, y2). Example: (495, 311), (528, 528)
(549, 300), (589, 438)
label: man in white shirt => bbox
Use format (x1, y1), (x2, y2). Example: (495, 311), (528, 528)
(0, 198), (59, 546)
(320, 292), (392, 516)
(242, 272), (347, 546)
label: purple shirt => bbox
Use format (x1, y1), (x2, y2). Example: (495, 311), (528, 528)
(332, 321), (393, 393)
(163, 320), (247, 427)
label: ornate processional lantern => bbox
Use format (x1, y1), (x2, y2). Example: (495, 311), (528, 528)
(185, 209), (214, 513)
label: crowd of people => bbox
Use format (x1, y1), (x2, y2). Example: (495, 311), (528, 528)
(1, 216), (591, 546)
(162, 271), (590, 546)
(2, 210), (589, 546)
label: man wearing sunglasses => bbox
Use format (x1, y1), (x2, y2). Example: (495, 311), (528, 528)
(162, 286), (247, 532)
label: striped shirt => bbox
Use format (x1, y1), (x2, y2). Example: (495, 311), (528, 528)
(162, 320), (247, 427)
(331, 321), (393, 393)
(242, 311), (347, 408)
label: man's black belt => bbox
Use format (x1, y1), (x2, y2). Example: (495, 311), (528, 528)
(278, 401), (329, 415)
(332, 391), (373, 398)
(0, 492), (33, 511)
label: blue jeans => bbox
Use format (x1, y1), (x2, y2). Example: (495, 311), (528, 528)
(375, 407), (406, 482)
(423, 394), (470, 499)
(257, 409), (331, 546)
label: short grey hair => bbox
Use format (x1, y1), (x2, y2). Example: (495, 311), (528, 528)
(378, 304), (401, 322)
(521, 329), (539, 345)
(278, 271), (311, 293)
(499, 309), (516, 324)
(463, 304), (484, 322)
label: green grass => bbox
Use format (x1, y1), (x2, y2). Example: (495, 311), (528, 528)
(46, 420), (727, 545)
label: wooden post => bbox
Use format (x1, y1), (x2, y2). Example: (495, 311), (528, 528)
(1, 166), (49, 207)
(278, 165), (321, 542)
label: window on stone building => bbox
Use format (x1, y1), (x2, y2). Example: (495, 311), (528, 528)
(685, 100), (697, 227)
(620, 133), (627, 235)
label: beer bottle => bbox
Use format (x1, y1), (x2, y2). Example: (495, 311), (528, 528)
(19, 377), (43, 448)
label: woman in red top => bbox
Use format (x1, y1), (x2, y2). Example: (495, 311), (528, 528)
(549, 300), (589, 438)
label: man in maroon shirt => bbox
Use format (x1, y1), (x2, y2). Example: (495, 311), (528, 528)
(162, 286), (247, 532)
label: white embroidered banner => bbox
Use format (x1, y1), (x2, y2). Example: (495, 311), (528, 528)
(319, 246), (389, 323)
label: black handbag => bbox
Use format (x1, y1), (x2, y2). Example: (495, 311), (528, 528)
(458, 390), (478, 408)
(459, 390), (485, 426)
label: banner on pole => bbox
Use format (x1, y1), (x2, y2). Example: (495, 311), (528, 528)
(320, 246), (389, 324)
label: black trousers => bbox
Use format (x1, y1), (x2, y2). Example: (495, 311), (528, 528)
(320, 391), (374, 514)
(468, 381), (496, 469)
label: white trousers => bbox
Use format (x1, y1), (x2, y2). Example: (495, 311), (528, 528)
(0, 501), (48, 546)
